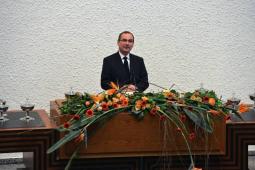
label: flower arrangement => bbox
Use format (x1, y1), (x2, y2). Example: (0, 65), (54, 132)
(47, 82), (245, 170)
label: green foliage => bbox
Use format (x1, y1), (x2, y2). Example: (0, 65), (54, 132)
(47, 129), (81, 154)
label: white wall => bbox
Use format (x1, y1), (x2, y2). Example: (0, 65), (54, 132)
(1, 0), (255, 111)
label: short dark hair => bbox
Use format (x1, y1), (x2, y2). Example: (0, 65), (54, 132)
(118, 31), (134, 42)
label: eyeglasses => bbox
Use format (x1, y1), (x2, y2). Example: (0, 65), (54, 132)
(119, 39), (134, 43)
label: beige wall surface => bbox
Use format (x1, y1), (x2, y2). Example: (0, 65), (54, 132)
(0, 0), (254, 110)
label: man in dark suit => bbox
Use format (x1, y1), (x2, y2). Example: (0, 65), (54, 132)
(101, 31), (149, 92)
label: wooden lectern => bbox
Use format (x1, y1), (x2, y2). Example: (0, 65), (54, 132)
(50, 100), (225, 158)
(48, 100), (255, 170)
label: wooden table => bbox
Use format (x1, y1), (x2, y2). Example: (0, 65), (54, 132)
(0, 110), (56, 170)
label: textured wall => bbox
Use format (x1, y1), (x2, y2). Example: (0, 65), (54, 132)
(0, 0), (255, 111)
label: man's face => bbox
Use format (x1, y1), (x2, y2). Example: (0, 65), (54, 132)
(118, 33), (134, 55)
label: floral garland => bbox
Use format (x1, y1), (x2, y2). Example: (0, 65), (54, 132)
(47, 82), (246, 170)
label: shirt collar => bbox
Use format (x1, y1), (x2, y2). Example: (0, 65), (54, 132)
(119, 51), (130, 60)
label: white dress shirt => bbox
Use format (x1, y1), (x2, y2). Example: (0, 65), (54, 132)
(119, 51), (130, 69)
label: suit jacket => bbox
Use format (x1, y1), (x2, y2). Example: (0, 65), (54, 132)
(101, 52), (149, 92)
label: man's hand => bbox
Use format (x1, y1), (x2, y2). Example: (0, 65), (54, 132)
(125, 84), (137, 92)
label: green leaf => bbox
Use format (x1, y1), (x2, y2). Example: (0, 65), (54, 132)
(183, 108), (213, 133)
(184, 92), (193, 98)
(47, 129), (81, 154)
(64, 142), (83, 170)
(207, 90), (216, 98)
(170, 103), (179, 112)
(56, 127), (70, 132)
(68, 117), (92, 130)
(151, 98), (166, 103)
(85, 106), (132, 129)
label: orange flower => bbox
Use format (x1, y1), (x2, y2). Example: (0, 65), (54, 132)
(141, 100), (147, 107)
(145, 103), (151, 109)
(109, 82), (119, 90)
(135, 100), (143, 110)
(121, 99), (129, 106)
(119, 95), (127, 101)
(116, 93), (122, 98)
(85, 109), (94, 117)
(141, 96), (148, 101)
(191, 95), (202, 102)
(163, 90), (176, 100)
(106, 89), (116, 95)
(208, 109), (220, 116)
(98, 93), (105, 101)
(91, 94), (104, 103)
(117, 95), (128, 107)
(208, 98), (215, 106)
(238, 103), (249, 113)
(74, 133), (85, 143)
(112, 97), (119, 103)
(107, 100), (112, 106)
(63, 122), (70, 128)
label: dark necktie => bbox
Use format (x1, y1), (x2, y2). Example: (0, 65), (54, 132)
(123, 56), (130, 83)
(123, 56), (129, 74)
